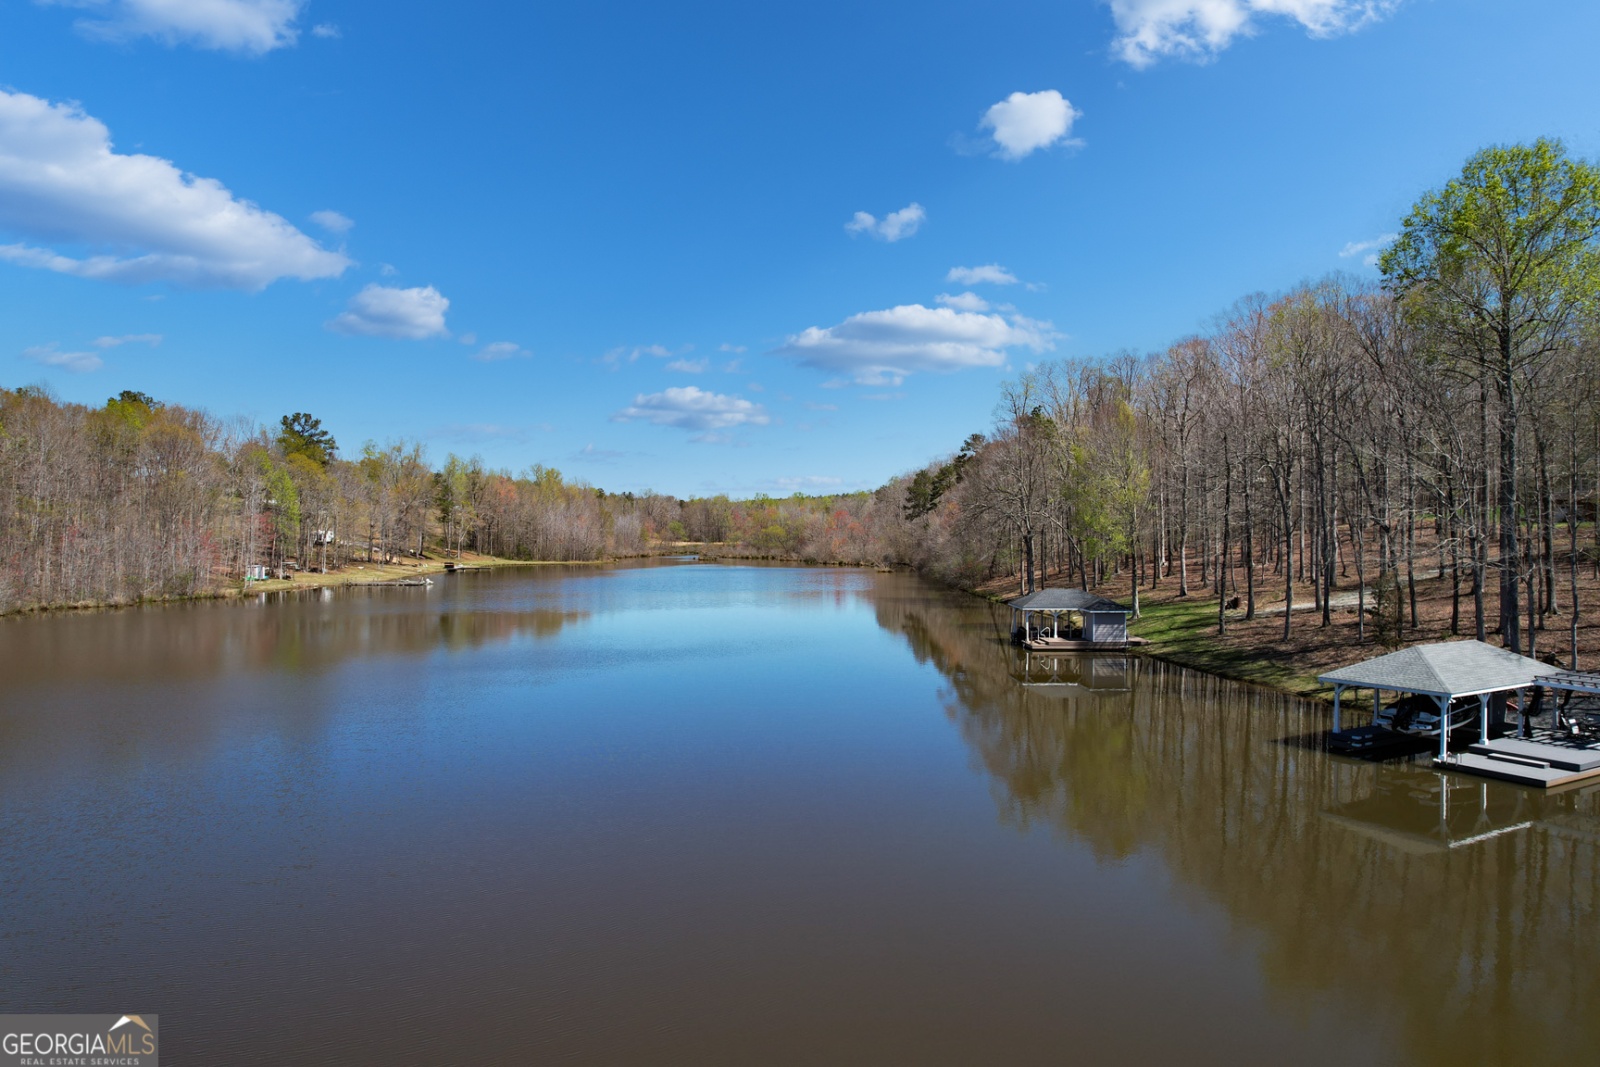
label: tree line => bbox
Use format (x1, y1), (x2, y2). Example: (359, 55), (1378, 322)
(0, 390), (669, 613)
(7, 138), (1598, 662)
(880, 138), (1600, 663)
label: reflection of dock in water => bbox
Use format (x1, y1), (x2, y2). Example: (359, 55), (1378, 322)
(1323, 764), (1600, 854)
(1322, 770), (1539, 854)
(1013, 650), (1135, 696)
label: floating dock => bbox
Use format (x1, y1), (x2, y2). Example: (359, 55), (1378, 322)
(1440, 735), (1600, 789)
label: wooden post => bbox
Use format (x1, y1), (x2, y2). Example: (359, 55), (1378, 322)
(1332, 685), (1342, 733)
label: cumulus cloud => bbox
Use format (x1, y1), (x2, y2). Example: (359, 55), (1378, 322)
(310, 209), (353, 234)
(41, 0), (306, 54)
(980, 91), (1081, 161)
(471, 341), (529, 362)
(775, 304), (1057, 386)
(0, 90), (349, 289)
(22, 343), (101, 373)
(1339, 232), (1397, 268)
(936, 291), (990, 312)
(1108, 0), (1399, 68)
(946, 263), (1019, 286)
(718, 343), (747, 353)
(845, 202), (926, 242)
(310, 22), (339, 38)
(611, 386), (770, 438)
(328, 284), (449, 340)
(20, 331), (161, 373)
(666, 358), (708, 373)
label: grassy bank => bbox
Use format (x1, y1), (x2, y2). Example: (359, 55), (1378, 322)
(974, 559), (1600, 706)
(1127, 597), (1332, 698)
(234, 551), (605, 596)
(0, 551), (608, 617)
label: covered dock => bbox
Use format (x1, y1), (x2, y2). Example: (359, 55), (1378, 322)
(1319, 640), (1600, 789)
(1006, 589), (1140, 650)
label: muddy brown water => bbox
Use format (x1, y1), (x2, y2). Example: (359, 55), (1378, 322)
(2, 561), (1596, 1065)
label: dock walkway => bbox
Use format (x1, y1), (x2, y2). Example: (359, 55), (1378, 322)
(1440, 734), (1600, 790)
(1020, 635), (1149, 652)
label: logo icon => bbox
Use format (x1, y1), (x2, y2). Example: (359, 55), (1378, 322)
(1, 1013), (159, 1066)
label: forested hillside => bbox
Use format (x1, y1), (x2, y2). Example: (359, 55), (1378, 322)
(6, 138), (1599, 661)
(0, 390), (669, 613)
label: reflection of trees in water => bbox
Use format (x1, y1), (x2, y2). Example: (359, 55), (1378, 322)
(869, 573), (1600, 1066)
(0, 602), (589, 686)
(0, 601), (588, 789)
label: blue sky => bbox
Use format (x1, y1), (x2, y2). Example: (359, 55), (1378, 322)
(3, 0), (1598, 497)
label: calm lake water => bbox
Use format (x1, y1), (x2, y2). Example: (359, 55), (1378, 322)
(3, 561), (1598, 1065)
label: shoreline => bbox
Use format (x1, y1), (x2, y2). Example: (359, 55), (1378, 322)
(6, 547), (1558, 719)
(0, 553), (611, 620)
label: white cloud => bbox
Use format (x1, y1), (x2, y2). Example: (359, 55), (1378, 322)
(310, 209), (353, 234)
(1108, 0), (1399, 68)
(22, 343), (101, 373)
(573, 443), (629, 462)
(0, 90), (349, 289)
(666, 358), (708, 373)
(776, 303), (1057, 386)
(772, 475), (844, 492)
(1339, 232), (1397, 268)
(844, 202), (926, 242)
(936, 291), (990, 312)
(310, 22), (339, 38)
(718, 343), (747, 353)
(611, 386), (770, 437)
(946, 263), (1019, 286)
(980, 91), (1081, 161)
(602, 342), (694, 366)
(94, 332), (162, 348)
(471, 341), (528, 362)
(41, 0), (306, 54)
(328, 284), (449, 340)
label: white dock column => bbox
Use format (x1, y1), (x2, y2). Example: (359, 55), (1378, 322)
(1438, 695), (1451, 761)
(1479, 694), (1489, 745)
(1332, 686), (1342, 733)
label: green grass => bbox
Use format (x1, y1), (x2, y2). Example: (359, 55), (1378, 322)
(1130, 598), (1329, 698)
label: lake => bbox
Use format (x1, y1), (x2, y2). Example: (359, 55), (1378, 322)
(2, 561), (1597, 1065)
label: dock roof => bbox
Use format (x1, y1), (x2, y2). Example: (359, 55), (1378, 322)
(1318, 640), (1549, 699)
(1008, 588), (1129, 613)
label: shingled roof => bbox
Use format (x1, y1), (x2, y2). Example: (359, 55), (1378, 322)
(1007, 588), (1129, 613)
(1318, 640), (1549, 698)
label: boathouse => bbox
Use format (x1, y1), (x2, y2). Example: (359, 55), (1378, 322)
(1007, 589), (1133, 650)
(1318, 640), (1600, 789)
